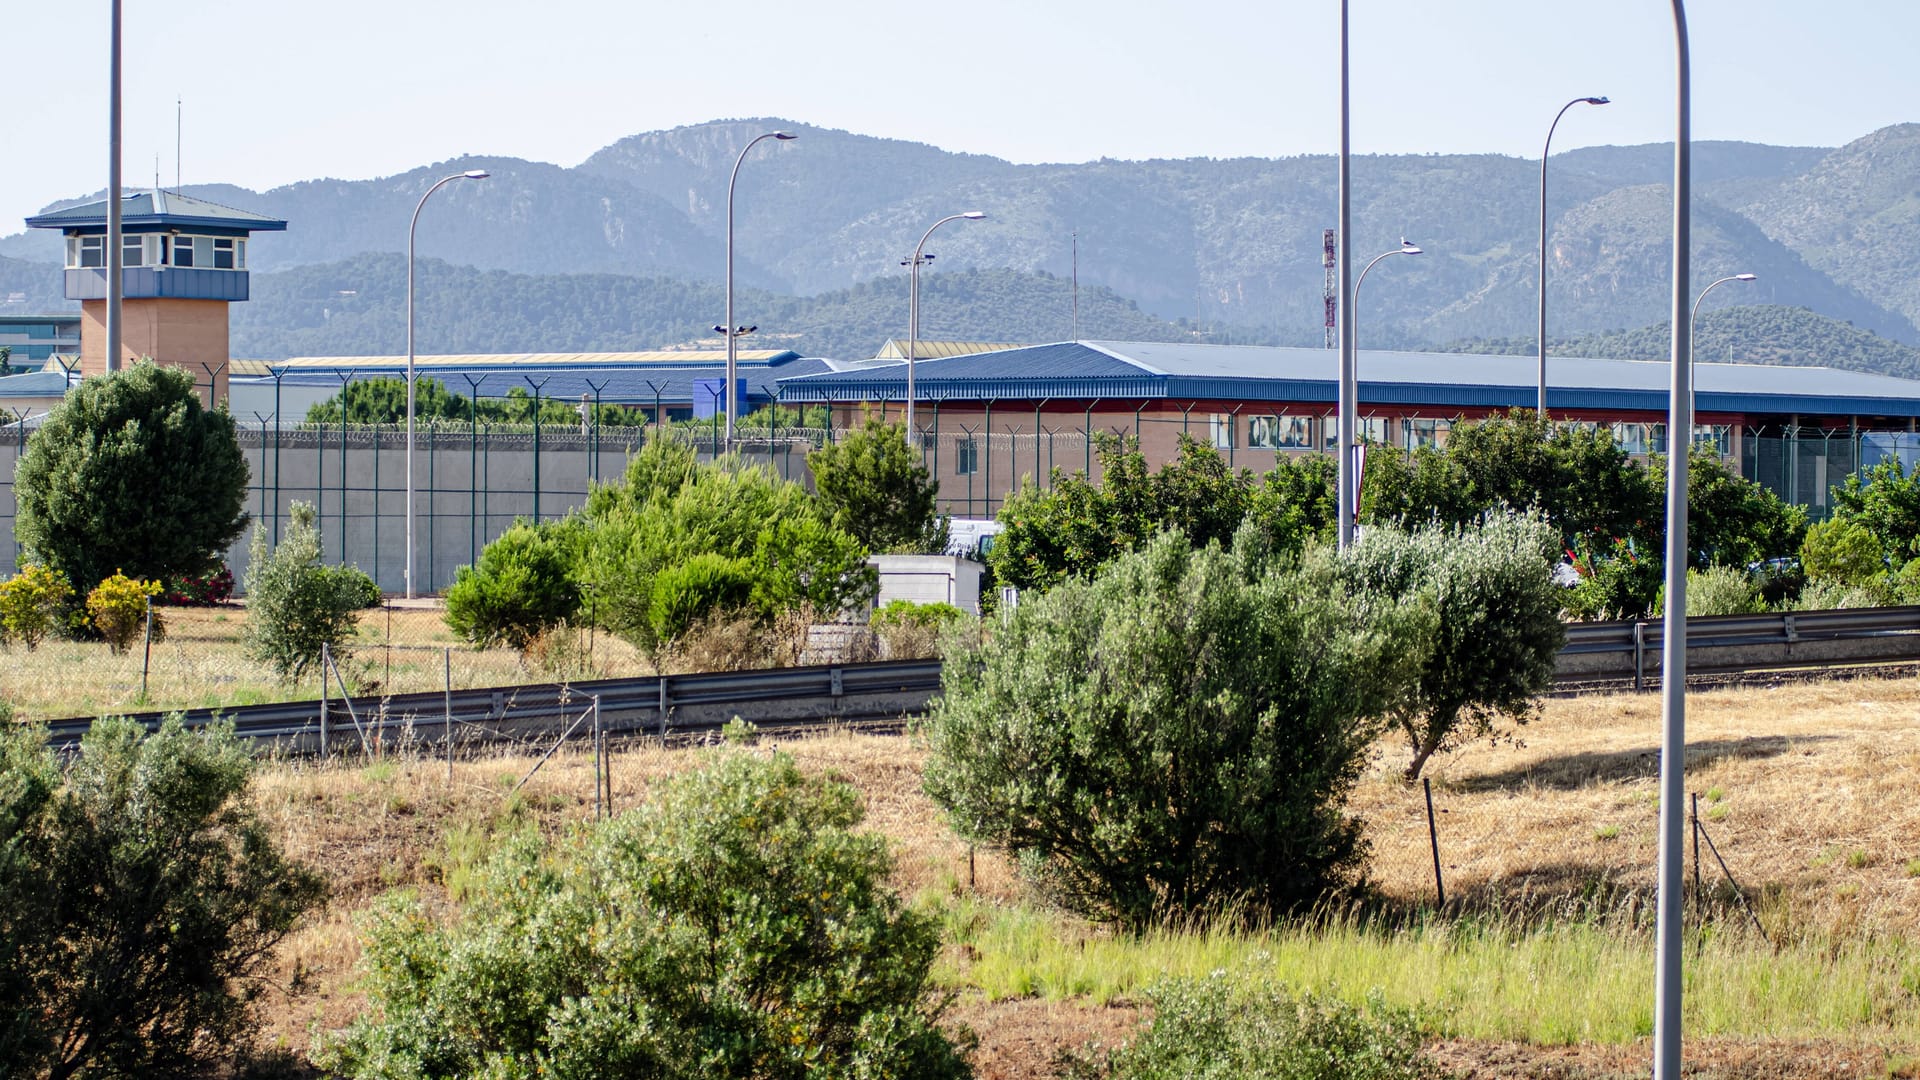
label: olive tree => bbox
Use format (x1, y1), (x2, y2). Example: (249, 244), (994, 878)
(925, 529), (1435, 927)
(0, 718), (324, 1079)
(15, 362), (249, 596)
(1330, 512), (1566, 781)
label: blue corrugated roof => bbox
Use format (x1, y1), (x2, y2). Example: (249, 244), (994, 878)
(775, 340), (1920, 418)
(26, 190), (287, 233)
(234, 354), (834, 408)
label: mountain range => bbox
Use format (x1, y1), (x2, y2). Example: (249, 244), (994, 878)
(6, 118), (1920, 368)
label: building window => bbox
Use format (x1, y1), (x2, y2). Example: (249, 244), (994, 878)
(213, 238), (236, 270)
(1405, 418), (1452, 450)
(235, 238), (247, 270)
(70, 236), (106, 269)
(172, 236), (196, 267)
(1319, 415), (1391, 450)
(956, 437), (979, 476)
(1693, 424), (1732, 455)
(1610, 422), (1667, 455)
(1210, 413), (1235, 450)
(1250, 414), (1314, 449)
(123, 235), (148, 268)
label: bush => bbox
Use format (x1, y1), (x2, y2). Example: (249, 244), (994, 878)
(319, 751), (972, 1080)
(1684, 564), (1764, 616)
(1331, 513), (1566, 780)
(0, 564), (74, 649)
(1563, 536), (1665, 621)
(647, 551), (757, 645)
(807, 413), (950, 554)
(0, 717), (325, 1079)
(1801, 516), (1885, 589)
(14, 362), (249, 598)
(871, 599), (972, 659)
(85, 570), (165, 654)
(1055, 973), (1443, 1080)
(161, 565), (236, 606)
(243, 501), (381, 679)
(925, 530), (1434, 928)
(444, 520), (582, 650)
(583, 450), (875, 661)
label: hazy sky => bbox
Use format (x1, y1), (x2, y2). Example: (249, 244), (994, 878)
(4, 1), (1915, 231)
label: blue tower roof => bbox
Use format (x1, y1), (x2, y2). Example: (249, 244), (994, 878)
(25, 190), (287, 235)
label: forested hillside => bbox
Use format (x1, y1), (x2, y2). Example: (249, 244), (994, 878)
(1442, 305), (1920, 379)
(230, 255), (1205, 360)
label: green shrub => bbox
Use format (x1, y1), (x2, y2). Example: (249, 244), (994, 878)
(583, 451), (874, 661)
(0, 718), (325, 1079)
(1330, 512), (1565, 780)
(14, 362), (249, 598)
(1055, 973), (1444, 1080)
(85, 570), (165, 654)
(319, 751), (972, 1080)
(242, 501), (381, 679)
(444, 520), (581, 649)
(925, 530), (1434, 928)
(1684, 564), (1764, 617)
(647, 551), (756, 644)
(807, 413), (950, 554)
(1562, 537), (1665, 621)
(871, 599), (972, 659)
(0, 564), (74, 649)
(1801, 517), (1886, 588)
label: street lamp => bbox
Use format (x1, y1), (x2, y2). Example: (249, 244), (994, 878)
(406, 168), (489, 599)
(1343, 239), (1423, 526)
(1655, 4), (1692, 1078)
(1538, 95), (1610, 417)
(723, 130), (797, 449)
(905, 211), (986, 443)
(1687, 273), (1757, 427)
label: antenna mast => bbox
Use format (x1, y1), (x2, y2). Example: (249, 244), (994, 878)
(1323, 227), (1338, 349)
(175, 96), (181, 189)
(1072, 229), (1080, 341)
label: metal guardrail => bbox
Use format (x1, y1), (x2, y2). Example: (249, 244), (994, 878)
(44, 658), (946, 753)
(1557, 605), (1920, 689)
(42, 607), (1920, 750)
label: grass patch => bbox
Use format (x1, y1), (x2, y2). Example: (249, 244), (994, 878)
(936, 899), (1920, 1045)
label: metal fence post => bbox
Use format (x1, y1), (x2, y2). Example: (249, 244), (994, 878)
(140, 595), (154, 700)
(319, 642), (331, 757)
(1424, 776), (1445, 908)
(444, 646), (453, 787)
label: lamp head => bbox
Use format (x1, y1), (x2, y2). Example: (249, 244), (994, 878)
(1400, 238), (1423, 256)
(463, 169), (491, 180)
(1584, 96), (1611, 106)
(773, 132), (797, 141)
(961, 211), (987, 220)
(1734, 273), (1757, 281)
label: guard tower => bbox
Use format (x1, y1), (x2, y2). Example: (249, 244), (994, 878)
(25, 191), (286, 404)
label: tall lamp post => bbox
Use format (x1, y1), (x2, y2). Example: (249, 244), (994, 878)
(1655, 3), (1692, 1077)
(1336, 0), (1354, 550)
(1346, 239), (1423, 524)
(723, 130), (797, 449)
(904, 211), (986, 442)
(1538, 95), (1610, 417)
(1688, 273), (1757, 425)
(405, 168), (489, 599)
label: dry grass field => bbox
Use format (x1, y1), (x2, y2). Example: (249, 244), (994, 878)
(0, 603), (653, 722)
(238, 675), (1920, 1077)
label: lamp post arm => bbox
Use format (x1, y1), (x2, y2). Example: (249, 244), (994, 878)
(725, 132), (786, 448)
(907, 213), (977, 442)
(1540, 97), (1588, 417)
